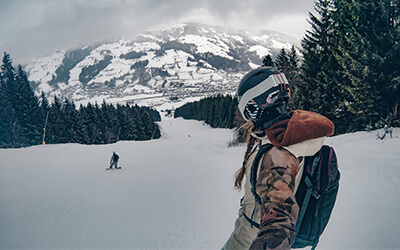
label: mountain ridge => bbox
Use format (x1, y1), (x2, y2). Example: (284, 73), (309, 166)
(25, 22), (299, 109)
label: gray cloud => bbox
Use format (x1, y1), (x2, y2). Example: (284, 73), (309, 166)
(0, 0), (315, 65)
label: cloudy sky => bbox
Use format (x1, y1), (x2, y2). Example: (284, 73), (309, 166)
(0, 0), (316, 65)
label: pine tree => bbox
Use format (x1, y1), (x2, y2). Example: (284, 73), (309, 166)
(77, 104), (91, 144)
(46, 96), (63, 144)
(100, 100), (118, 143)
(287, 46), (300, 87)
(91, 103), (103, 144)
(0, 71), (13, 147)
(332, 0), (399, 130)
(15, 65), (42, 145)
(1, 53), (19, 145)
(262, 54), (274, 67)
(383, 0), (400, 126)
(58, 99), (79, 143)
(139, 110), (156, 140)
(1, 53), (16, 99)
(285, 46), (301, 109)
(274, 48), (289, 74)
(117, 104), (135, 141)
(295, 0), (348, 133)
(0, 54), (49, 147)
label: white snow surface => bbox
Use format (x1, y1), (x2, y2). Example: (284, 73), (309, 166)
(179, 35), (234, 60)
(1, 118), (400, 249)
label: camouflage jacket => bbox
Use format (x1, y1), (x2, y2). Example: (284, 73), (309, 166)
(249, 146), (300, 250)
(223, 137), (325, 250)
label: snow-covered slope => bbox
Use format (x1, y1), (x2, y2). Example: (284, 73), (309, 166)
(25, 22), (299, 109)
(1, 118), (399, 249)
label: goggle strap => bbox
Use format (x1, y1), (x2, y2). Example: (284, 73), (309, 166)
(275, 73), (288, 92)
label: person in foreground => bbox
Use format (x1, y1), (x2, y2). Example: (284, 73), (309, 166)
(222, 67), (335, 250)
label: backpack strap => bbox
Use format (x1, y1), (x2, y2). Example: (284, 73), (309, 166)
(295, 154), (320, 233)
(243, 211), (260, 229)
(249, 143), (274, 204)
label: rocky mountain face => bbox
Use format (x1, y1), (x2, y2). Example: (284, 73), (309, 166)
(25, 22), (299, 109)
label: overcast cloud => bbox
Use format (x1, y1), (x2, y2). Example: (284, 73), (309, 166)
(0, 0), (315, 65)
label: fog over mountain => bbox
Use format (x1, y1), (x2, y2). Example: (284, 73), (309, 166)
(1, 0), (313, 64)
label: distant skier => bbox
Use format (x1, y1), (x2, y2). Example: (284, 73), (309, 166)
(109, 151), (120, 169)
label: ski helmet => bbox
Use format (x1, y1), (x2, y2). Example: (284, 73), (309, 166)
(237, 67), (291, 130)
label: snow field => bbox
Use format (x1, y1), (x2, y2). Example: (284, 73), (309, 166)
(0, 119), (399, 249)
(0, 118), (243, 249)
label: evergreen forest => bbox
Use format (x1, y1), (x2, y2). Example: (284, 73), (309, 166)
(181, 0), (400, 135)
(1, 0), (399, 148)
(174, 94), (240, 129)
(293, 0), (400, 133)
(0, 53), (161, 148)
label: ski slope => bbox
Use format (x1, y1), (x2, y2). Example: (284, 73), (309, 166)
(0, 118), (399, 249)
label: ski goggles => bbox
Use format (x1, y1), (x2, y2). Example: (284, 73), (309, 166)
(239, 74), (290, 121)
(243, 88), (288, 120)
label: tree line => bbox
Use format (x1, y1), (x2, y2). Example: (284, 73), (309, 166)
(261, 0), (399, 134)
(0, 53), (161, 148)
(293, 0), (400, 133)
(174, 94), (241, 129)
(175, 0), (400, 136)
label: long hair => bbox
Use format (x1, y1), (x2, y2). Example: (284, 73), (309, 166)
(234, 121), (259, 190)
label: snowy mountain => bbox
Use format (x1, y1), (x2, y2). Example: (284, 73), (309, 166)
(1, 117), (400, 249)
(25, 22), (299, 109)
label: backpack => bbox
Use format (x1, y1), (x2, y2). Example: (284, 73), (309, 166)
(248, 143), (340, 250)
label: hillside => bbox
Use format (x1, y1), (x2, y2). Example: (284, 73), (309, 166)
(0, 118), (400, 249)
(24, 22), (299, 109)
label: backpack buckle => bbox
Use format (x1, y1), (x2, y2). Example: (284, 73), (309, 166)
(312, 189), (321, 199)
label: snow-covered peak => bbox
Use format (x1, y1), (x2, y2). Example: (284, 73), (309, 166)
(25, 22), (299, 109)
